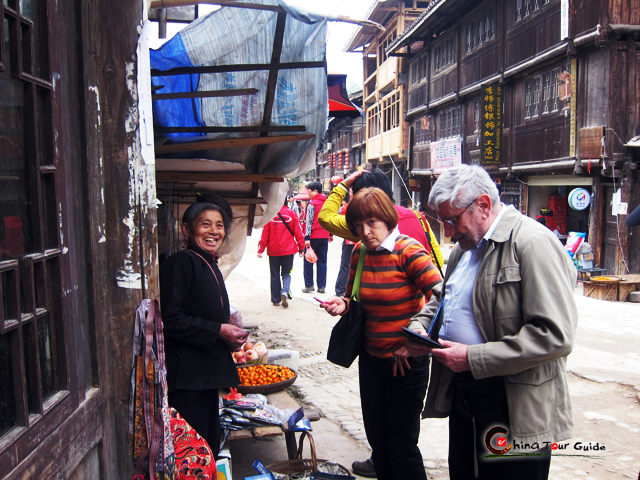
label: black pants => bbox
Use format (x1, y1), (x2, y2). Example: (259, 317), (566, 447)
(335, 241), (355, 296)
(168, 388), (221, 458)
(359, 351), (429, 480)
(303, 238), (328, 289)
(449, 373), (551, 480)
(268, 254), (294, 303)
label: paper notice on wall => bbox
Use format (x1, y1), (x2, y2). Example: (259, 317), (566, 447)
(612, 189), (622, 216)
(618, 202), (628, 215)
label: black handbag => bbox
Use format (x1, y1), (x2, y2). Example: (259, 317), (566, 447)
(327, 244), (366, 368)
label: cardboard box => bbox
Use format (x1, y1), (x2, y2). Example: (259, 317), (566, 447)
(576, 254), (594, 261)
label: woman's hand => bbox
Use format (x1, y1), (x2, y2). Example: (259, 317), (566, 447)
(405, 328), (433, 358)
(343, 169), (368, 188)
(219, 324), (250, 351)
(320, 296), (347, 316)
(392, 346), (412, 377)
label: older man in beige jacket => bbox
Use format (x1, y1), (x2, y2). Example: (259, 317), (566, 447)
(407, 165), (577, 480)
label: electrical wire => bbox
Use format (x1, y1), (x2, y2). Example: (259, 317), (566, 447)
(611, 164), (630, 274)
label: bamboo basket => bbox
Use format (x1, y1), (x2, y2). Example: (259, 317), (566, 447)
(266, 431), (352, 477)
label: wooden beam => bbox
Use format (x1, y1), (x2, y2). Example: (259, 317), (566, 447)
(247, 11), (287, 235)
(151, 60), (325, 77)
(147, 1), (385, 30)
(262, 12), (287, 129)
(156, 172), (284, 183)
(152, 88), (258, 100)
(155, 133), (315, 154)
(154, 125), (306, 134)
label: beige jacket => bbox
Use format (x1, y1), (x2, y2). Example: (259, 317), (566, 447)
(408, 205), (577, 444)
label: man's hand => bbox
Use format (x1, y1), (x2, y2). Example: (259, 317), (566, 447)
(343, 169), (368, 188)
(320, 296), (347, 316)
(431, 340), (470, 372)
(219, 324), (250, 351)
(257, 252), (263, 258)
(405, 328), (433, 357)
(298, 251), (303, 257)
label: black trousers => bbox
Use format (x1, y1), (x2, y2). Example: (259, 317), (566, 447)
(449, 373), (551, 480)
(359, 351), (429, 480)
(168, 388), (221, 458)
(268, 254), (294, 303)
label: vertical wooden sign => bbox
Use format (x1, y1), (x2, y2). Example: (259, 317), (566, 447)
(569, 58), (577, 157)
(481, 84), (503, 166)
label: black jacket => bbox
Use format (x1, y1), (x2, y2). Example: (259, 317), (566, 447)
(160, 245), (240, 391)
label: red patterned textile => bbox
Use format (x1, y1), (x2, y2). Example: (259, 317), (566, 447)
(171, 409), (217, 480)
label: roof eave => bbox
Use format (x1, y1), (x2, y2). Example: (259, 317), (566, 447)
(386, 0), (450, 55)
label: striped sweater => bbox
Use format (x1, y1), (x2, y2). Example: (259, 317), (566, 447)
(346, 234), (442, 358)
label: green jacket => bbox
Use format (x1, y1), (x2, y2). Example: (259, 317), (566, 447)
(318, 182), (444, 268)
(409, 205), (577, 444)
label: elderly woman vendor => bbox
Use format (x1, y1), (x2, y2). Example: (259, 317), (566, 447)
(160, 201), (249, 456)
(321, 188), (442, 480)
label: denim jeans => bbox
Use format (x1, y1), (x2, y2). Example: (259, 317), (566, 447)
(335, 241), (355, 296)
(358, 350), (429, 480)
(269, 254), (294, 303)
(303, 238), (328, 289)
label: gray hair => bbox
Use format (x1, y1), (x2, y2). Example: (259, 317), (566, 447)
(428, 165), (500, 211)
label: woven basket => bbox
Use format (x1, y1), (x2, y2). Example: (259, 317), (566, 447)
(590, 275), (621, 285)
(266, 431), (351, 477)
(235, 365), (297, 395)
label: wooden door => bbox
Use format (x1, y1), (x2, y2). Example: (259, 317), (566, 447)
(602, 186), (619, 274)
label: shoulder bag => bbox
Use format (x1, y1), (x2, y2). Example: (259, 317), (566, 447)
(327, 244), (366, 368)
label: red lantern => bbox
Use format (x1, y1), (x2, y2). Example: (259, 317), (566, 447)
(338, 151), (343, 169)
(345, 151), (350, 169)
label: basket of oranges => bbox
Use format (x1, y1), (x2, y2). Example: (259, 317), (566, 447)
(235, 364), (297, 395)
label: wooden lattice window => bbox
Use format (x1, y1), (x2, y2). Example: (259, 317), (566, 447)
(0, 0), (66, 442)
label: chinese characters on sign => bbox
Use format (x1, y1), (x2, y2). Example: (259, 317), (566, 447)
(480, 84), (503, 166)
(430, 137), (462, 174)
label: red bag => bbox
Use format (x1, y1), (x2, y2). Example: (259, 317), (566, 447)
(305, 246), (318, 263)
(171, 408), (217, 480)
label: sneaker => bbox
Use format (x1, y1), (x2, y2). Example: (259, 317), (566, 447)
(351, 458), (376, 478)
(317, 288), (326, 294)
(302, 286), (314, 293)
(272, 302), (281, 306)
(281, 294), (289, 308)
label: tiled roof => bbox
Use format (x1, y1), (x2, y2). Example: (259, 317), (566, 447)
(385, 0), (449, 53)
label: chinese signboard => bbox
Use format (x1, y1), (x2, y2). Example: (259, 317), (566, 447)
(480, 84), (503, 166)
(569, 58), (577, 157)
(430, 137), (462, 174)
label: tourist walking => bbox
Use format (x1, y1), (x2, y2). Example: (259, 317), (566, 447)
(302, 182), (332, 294)
(258, 201), (305, 307)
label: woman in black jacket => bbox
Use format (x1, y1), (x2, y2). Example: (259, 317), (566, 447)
(160, 201), (249, 456)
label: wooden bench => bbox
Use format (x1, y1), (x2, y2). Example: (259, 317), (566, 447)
(225, 390), (320, 460)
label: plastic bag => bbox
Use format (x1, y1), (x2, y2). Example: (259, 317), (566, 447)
(305, 246), (317, 264)
(565, 232), (586, 258)
(229, 305), (244, 328)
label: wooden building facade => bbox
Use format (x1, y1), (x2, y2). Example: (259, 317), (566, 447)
(317, 91), (366, 187)
(1, 0), (154, 478)
(388, 0), (640, 275)
(344, 0), (432, 206)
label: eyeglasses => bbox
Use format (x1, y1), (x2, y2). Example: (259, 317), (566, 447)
(437, 197), (479, 228)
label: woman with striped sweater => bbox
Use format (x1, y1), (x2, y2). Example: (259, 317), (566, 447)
(321, 187), (442, 480)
